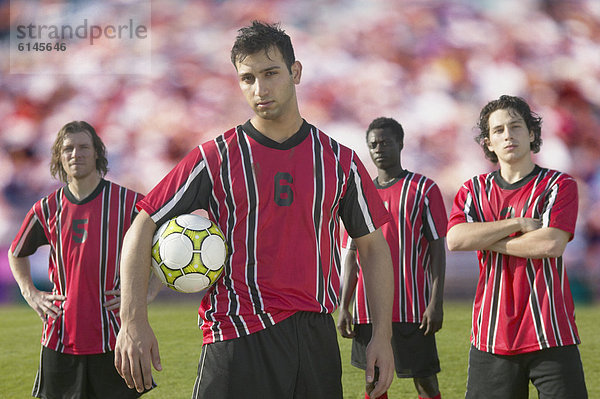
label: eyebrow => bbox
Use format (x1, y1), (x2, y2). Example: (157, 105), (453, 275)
(262, 65), (281, 72)
(238, 65), (282, 77)
(491, 117), (524, 129)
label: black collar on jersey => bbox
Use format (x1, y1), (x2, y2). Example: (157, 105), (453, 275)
(241, 119), (311, 150)
(373, 169), (409, 189)
(492, 164), (541, 190)
(64, 179), (108, 205)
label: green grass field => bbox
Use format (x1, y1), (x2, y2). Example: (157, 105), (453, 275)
(1, 301), (597, 398)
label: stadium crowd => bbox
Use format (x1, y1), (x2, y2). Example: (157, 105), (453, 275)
(0, 0), (598, 299)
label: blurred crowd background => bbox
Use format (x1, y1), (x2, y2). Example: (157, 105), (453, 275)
(0, 0), (598, 302)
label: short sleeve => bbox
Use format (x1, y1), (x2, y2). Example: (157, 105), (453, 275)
(10, 207), (48, 257)
(422, 183), (448, 241)
(339, 154), (390, 238)
(542, 175), (578, 238)
(447, 183), (477, 232)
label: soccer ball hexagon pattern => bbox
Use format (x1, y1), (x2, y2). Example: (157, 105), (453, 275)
(151, 214), (227, 293)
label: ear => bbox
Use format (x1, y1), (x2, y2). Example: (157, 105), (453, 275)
(484, 136), (493, 152)
(291, 61), (302, 84)
(529, 130), (535, 143)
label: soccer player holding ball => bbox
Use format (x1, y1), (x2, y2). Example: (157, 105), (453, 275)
(338, 117), (447, 399)
(447, 95), (588, 398)
(8, 121), (161, 398)
(115, 21), (395, 398)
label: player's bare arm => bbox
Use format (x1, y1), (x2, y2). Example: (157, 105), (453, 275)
(7, 249), (66, 321)
(420, 237), (445, 336)
(353, 228), (395, 398)
(446, 217), (541, 252)
(337, 244), (359, 339)
(114, 210), (162, 393)
(486, 226), (570, 259)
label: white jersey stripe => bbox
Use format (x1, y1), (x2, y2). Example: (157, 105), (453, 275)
(151, 158), (207, 224)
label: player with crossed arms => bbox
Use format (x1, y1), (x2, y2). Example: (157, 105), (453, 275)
(447, 95), (587, 398)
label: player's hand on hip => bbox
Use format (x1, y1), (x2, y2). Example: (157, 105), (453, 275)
(336, 308), (356, 338)
(114, 320), (162, 393)
(365, 334), (395, 398)
(23, 289), (66, 322)
(103, 289), (121, 311)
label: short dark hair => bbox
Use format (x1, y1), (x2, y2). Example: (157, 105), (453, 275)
(366, 117), (404, 145)
(50, 121), (108, 183)
(476, 95), (542, 163)
(230, 21), (296, 72)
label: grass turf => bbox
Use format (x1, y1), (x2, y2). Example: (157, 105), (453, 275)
(1, 300), (596, 398)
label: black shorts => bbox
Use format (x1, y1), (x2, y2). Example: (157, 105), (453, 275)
(351, 322), (440, 378)
(192, 311), (343, 399)
(33, 346), (148, 399)
(466, 345), (588, 399)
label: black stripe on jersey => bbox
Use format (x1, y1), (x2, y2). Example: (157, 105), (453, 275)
(113, 186), (126, 288)
(311, 130), (327, 312)
(201, 137), (231, 341)
(542, 257), (562, 346)
(471, 177), (486, 222)
(476, 250), (492, 346)
(463, 188), (481, 224)
(203, 142), (221, 221)
(211, 134), (246, 340)
(525, 168), (550, 219)
(526, 259), (548, 350)
(484, 173), (494, 202)
(540, 173), (561, 224)
(398, 176), (410, 321)
(108, 311), (120, 340)
(200, 138), (225, 342)
(100, 184), (111, 352)
(520, 171), (544, 217)
(52, 190), (66, 352)
(326, 136), (344, 308)
(410, 174), (428, 318)
(486, 252), (503, 351)
(238, 130), (272, 328)
(422, 245), (432, 303)
(422, 196), (439, 241)
(555, 256), (579, 344)
(108, 176), (122, 342)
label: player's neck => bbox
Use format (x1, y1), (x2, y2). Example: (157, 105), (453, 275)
(377, 164), (404, 186)
(250, 112), (303, 144)
(67, 174), (102, 201)
(498, 157), (535, 184)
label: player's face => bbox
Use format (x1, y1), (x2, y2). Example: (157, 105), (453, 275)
(236, 47), (301, 122)
(486, 108), (534, 165)
(367, 128), (401, 171)
(60, 131), (98, 181)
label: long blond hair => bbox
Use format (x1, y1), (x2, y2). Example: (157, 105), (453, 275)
(50, 121), (108, 183)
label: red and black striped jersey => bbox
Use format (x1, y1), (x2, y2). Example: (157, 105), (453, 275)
(448, 165), (580, 355)
(10, 180), (143, 355)
(344, 171), (448, 324)
(138, 120), (390, 343)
